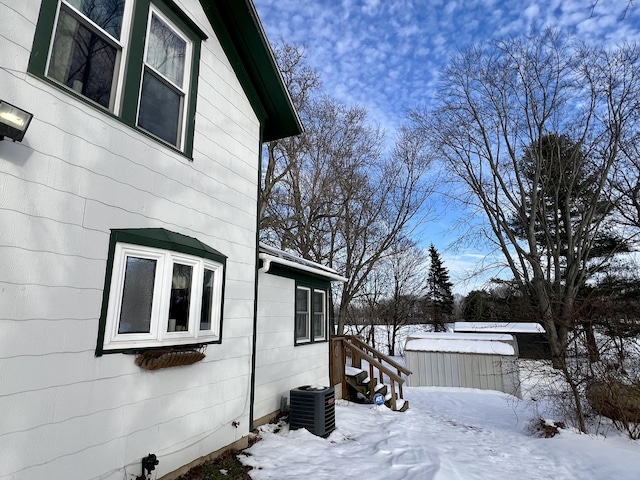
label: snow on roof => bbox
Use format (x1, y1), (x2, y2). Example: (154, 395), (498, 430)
(405, 332), (516, 356)
(259, 243), (348, 282)
(454, 322), (545, 334)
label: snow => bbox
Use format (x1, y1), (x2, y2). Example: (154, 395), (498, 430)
(454, 322), (546, 334)
(405, 332), (516, 355)
(345, 366), (365, 376)
(242, 386), (640, 479)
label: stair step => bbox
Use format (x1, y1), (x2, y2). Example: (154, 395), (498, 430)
(341, 346), (409, 412)
(391, 399), (409, 412)
(345, 366), (369, 386)
(374, 383), (388, 396)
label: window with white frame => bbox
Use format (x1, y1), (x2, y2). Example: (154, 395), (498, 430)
(313, 289), (327, 341)
(296, 287), (311, 343)
(47, 0), (129, 110)
(295, 285), (327, 344)
(97, 229), (225, 354)
(137, 7), (192, 146)
(29, 0), (204, 154)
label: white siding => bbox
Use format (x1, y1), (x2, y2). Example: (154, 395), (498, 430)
(254, 272), (330, 422)
(0, 0), (262, 478)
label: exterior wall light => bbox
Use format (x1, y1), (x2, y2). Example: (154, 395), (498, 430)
(0, 100), (33, 142)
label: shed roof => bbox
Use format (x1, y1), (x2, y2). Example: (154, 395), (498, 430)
(453, 322), (545, 334)
(405, 332), (516, 356)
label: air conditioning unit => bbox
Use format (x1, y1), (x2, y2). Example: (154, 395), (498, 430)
(289, 385), (336, 437)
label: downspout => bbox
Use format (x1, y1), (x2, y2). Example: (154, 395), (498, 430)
(259, 257), (271, 273)
(249, 126), (265, 432)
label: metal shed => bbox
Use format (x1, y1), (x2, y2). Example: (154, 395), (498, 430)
(404, 333), (521, 398)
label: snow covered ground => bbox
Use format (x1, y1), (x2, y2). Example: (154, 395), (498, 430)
(242, 385), (640, 479)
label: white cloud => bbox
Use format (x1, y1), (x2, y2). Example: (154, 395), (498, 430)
(362, 0), (381, 15)
(253, 0), (640, 276)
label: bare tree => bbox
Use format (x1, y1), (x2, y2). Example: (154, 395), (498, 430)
(261, 43), (437, 335)
(260, 43), (321, 229)
(412, 30), (640, 432)
(379, 240), (429, 355)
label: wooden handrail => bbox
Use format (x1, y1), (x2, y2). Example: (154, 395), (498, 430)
(348, 336), (412, 376)
(345, 342), (405, 384)
(336, 335), (411, 411)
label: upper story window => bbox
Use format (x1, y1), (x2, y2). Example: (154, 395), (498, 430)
(138, 8), (192, 146)
(47, 0), (128, 110)
(29, 0), (205, 155)
(96, 229), (226, 355)
(295, 285), (328, 345)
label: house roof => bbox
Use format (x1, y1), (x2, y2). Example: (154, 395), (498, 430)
(259, 243), (348, 283)
(199, 0), (303, 142)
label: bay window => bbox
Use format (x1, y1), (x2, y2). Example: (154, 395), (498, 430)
(97, 229), (225, 355)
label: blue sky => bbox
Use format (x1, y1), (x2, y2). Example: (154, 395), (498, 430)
(253, 0), (640, 293)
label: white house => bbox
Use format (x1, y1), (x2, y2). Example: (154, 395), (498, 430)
(0, 1), (316, 479)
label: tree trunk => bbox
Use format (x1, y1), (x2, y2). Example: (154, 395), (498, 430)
(584, 323), (600, 363)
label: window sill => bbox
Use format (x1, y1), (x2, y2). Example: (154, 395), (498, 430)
(295, 339), (328, 346)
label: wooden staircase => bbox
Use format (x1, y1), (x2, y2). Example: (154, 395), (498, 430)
(330, 335), (411, 412)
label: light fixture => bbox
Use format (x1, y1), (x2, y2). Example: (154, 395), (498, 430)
(0, 100), (33, 142)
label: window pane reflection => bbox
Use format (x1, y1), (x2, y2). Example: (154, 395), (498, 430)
(119, 257), (156, 334)
(138, 70), (181, 146)
(296, 288), (309, 340)
(313, 291), (325, 338)
(200, 268), (214, 330)
(168, 263), (192, 331)
(146, 13), (186, 86)
(48, 8), (117, 108)
(66, 0), (125, 38)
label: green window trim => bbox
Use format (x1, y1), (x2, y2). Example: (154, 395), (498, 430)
(96, 228), (226, 356)
(294, 281), (330, 346)
(28, 0), (206, 158)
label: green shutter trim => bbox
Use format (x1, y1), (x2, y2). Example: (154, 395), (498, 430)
(185, 40), (201, 156)
(95, 230), (119, 356)
(27, 0), (58, 77)
(118, 0), (148, 126)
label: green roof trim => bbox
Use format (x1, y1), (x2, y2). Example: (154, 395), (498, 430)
(110, 228), (227, 263)
(262, 262), (333, 288)
(199, 0), (303, 142)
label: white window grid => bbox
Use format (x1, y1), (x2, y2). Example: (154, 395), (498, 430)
(103, 242), (223, 351)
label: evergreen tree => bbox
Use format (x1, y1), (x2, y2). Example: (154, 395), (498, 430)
(426, 244), (454, 331)
(511, 133), (625, 272)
